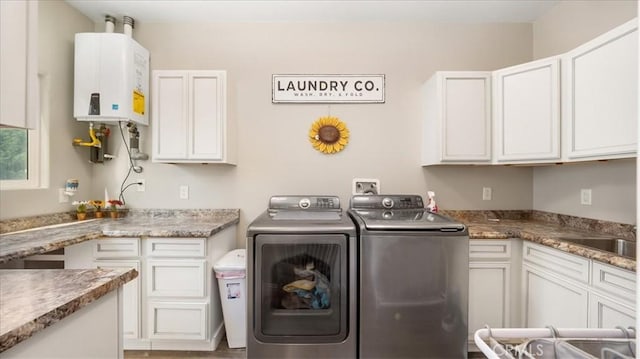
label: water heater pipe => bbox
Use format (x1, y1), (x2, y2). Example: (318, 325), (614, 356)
(123, 16), (134, 38)
(104, 15), (116, 33)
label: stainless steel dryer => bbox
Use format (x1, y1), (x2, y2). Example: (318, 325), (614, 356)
(348, 194), (469, 359)
(246, 195), (357, 359)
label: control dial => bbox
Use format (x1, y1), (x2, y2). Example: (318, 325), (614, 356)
(381, 197), (394, 209)
(299, 198), (311, 209)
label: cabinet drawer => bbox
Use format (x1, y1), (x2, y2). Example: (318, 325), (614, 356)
(591, 262), (636, 303)
(147, 259), (206, 298)
(470, 240), (511, 259)
(94, 238), (140, 258)
(147, 301), (207, 341)
(523, 242), (589, 283)
(146, 238), (206, 257)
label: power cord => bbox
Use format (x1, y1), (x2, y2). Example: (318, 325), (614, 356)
(117, 121), (143, 205)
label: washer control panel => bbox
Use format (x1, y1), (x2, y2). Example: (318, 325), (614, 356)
(350, 194), (424, 210)
(269, 195), (341, 211)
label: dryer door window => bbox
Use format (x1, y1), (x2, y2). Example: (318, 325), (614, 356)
(253, 234), (348, 343)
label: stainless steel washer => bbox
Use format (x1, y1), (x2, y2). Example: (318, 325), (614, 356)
(348, 194), (469, 359)
(247, 195), (357, 359)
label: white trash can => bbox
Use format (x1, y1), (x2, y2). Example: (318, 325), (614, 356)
(213, 249), (246, 349)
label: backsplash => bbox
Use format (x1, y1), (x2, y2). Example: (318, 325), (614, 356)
(0, 212), (78, 234)
(531, 211), (636, 241)
(0, 209), (240, 234)
(441, 210), (636, 241)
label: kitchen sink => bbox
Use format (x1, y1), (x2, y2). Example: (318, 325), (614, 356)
(558, 237), (636, 259)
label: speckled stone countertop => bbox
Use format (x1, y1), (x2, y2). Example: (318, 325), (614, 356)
(0, 268), (138, 352)
(0, 209), (240, 264)
(442, 210), (636, 272)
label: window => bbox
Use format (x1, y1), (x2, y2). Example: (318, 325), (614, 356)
(0, 74), (48, 190)
(0, 128), (28, 180)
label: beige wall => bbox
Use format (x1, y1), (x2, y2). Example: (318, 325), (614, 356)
(0, 1), (94, 219)
(532, 0), (637, 224)
(533, 0), (637, 59)
(533, 159), (636, 224)
(4, 0), (635, 231)
(87, 21), (534, 242)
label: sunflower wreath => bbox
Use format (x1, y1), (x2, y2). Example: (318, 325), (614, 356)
(308, 116), (350, 154)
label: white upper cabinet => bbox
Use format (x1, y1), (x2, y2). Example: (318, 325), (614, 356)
(0, 0), (38, 129)
(563, 19), (638, 160)
(152, 70), (235, 164)
(422, 72), (492, 165)
(493, 57), (561, 163)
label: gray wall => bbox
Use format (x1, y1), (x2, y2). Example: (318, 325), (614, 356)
(532, 0), (637, 224)
(0, 1), (94, 219)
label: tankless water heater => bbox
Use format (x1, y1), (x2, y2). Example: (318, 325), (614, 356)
(73, 32), (149, 125)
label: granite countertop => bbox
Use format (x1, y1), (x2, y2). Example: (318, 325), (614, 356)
(0, 209), (240, 264)
(0, 268), (138, 352)
(443, 211), (636, 272)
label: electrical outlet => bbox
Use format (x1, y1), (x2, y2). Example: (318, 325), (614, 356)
(137, 179), (145, 192)
(353, 178), (380, 195)
(58, 188), (69, 203)
(482, 187), (492, 201)
(580, 188), (592, 205)
(179, 185), (189, 199)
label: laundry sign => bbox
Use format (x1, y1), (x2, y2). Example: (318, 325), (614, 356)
(272, 74), (385, 103)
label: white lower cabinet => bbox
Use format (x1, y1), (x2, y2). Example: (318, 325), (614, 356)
(588, 261), (636, 329)
(521, 242), (636, 330)
(522, 263), (589, 328)
(588, 293), (636, 328)
(95, 260), (141, 342)
(468, 239), (521, 349)
(147, 259), (206, 298)
(147, 302), (208, 341)
(66, 237), (145, 348)
(65, 226), (237, 351)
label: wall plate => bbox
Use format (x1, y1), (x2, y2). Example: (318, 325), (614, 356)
(352, 178), (380, 195)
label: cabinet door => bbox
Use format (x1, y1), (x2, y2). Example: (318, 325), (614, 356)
(493, 57), (560, 162)
(0, 0), (37, 129)
(188, 72), (226, 161)
(95, 260), (141, 341)
(422, 72), (492, 165)
(522, 264), (588, 328)
(147, 301), (208, 341)
(469, 262), (510, 340)
(588, 293), (636, 329)
(152, 71), (189, 161)
(564, 19), (638, 160)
